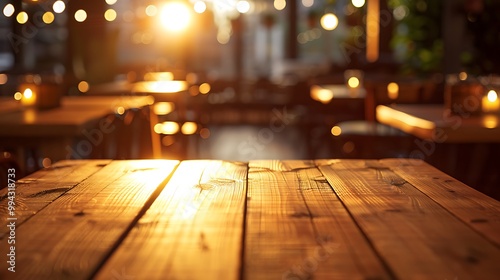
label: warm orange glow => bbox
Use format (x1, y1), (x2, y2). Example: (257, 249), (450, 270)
(145, 5), (158, 17)
(14, 92), (22, 101)
(160, 2), (191, 32)
(347, 77), (360, 88)
(78, 81), (90, 93)
(42, 158), (52, 168)
(144, 72), (174, 81)
(331, 126), (342, 136)
(153, 102), (175, 115)
(133, 81), (188, 94)
(22, 88), (36, 106)
(482, 90), (500, 113)
(366, 0), (380, 62)
(200, 128), (211, 139)
(0, 73), (7, 84)
(459, 71), (468, 81)
(310, 85), (334, 104)
(105, 9), (117, 22)
(160, 122), (180, 135)
(377, 105), (435, 130)
(181, 122), (198, 135)
(42, 12), (55, 24)
(387, 82), (399, 99)
(199, 83), (211, 94)
(115, 106), (125, 115)
(17, 11), (28, 24)
(482, 115), (498, 129)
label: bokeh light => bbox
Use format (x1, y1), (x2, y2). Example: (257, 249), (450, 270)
(105, 9), (117, 22)
(78, 81), (90, 93)
(331, 126), (342, 136)
(106, 0), (118, 5)
(321, 13), (338, 30)
(237, 1), (251, 14)
(3, 4), (15, 17)
(194, 1), (207, 14)
(347, 77), (360, 88)
(160, 2), (191, 32)
(75, 9), (87, 22)
(387, 82), (399, 99)
(145, 5), (158, 17)
(0, 74), (7, 85)
(199, 83), (211, 94)
(42, 12), (55, 24)
(274, 0), (286, 11)
(17, 12), (28, 24)
(53, 1), (66, 14)
(181, 122), (198, 135)
(352, 0), (366, 8)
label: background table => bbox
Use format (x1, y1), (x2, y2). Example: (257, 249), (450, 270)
(1, 159), (499, 279)
(0, 96), (159, 172)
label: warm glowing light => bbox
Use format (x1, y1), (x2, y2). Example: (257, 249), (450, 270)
(133, 81), (188, 94)
(3, 4), (14, 17)
(274, 0), (286, 10)
(14, 92), (22, 101)
(75, 10), (87, 22)
(347, 77), (360, 88)
(156, 121), (180, 135)
(194, 1), (207, 13)
(22, 88), (36, 106)
(482, 90), (500, 113)
(387, 82), (399, 99)
(145, 5), (158, 17)
(42, 12), (55, 24)
(311, 86), (334, 104)
(116, 106), (125, 115)
(331, 126), (342, 136)
(42, 158), (52, 168)
(320, 13), (338, 30)
(105, 9), (117, 21)
(487, 90), (497, 102)
(217, 30), (231, 44)
(482, 115), (498, 129)
(181, 122), (198, 135)
(106, 0), (118, 5)
(17, 12), (28, 24)
(392, 5), (408, 21)
(366, 0), (380, 62)
(186, 73), (198, 84)
(160, 2), (191, 32)
(144, 72), (174, 81)
(78, 81), (89, 93)
(237, 1), (251, 13)
(153, 102), (175, 115)
(199, 83), (211, 94)
(352, 0), (366, 8)
(0, 74), (7, 85)
(459, 71), (468, 81)
(200, 128), (211, 139)
(53, 1), (65, 14)
(302, 0), (314, 8)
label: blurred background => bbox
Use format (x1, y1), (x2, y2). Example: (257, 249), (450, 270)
(0, 0), (499, 197)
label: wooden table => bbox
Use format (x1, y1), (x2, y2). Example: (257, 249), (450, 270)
(376, 104), (500, 143)
(1, 159), (499, 279)
(0, 96), (159, 171)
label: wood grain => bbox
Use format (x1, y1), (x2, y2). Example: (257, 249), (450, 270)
(95, 160), (247, 280)
(0, 160), (110, 239)
(244, 160), (391, 280)
(380, 158), (500, 247)
(317, 159), (500, 280)
(0, 160), (178, 280)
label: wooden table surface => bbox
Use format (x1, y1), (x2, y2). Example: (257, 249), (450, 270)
(377, 104), (500, 142)
(1, 159), (499, 279)
(0, 96), (154, 137)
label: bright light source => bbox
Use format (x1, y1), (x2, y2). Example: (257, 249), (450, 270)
(106, 0), (118, 5)
(3, 4), (15, 17)
(53, 1), (65, 14)
(17, 12), (28, 24)
(78, 81), (89, 93)
(387, 82), (399, 99)
(154, 102), (175, 115)
(105, 9), (117, 21)
(0, 74), (7, 85)
(347, 77), (360, 88)
(321, 13), (338, 30)
(194, 1), (207, 14)
(75, 9), (87, 22)
(181, 122), (198, 135)
(14, 92), (22, 101)
(274, 0), (286, 11)
(42, 12), (55, 24)
(160, 2), (191, 32)
(236, 1), (251, 13)
(115, 106), (125, 115)
(23, 88), (33, 99)
(459, 71), (468, 81)
(160, 122), (180, 135)
(487, 90), (498, 102)
(331, 126), (342, 136)
(352, 0), (365, 8)
(199, 83), (211, 94)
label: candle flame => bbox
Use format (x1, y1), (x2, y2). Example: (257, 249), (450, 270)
(487, 90), (498, 102)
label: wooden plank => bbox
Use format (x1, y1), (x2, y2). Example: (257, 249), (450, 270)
(0, 159), (110, 238)
(317, 159), (500, 280)
(380, 158), (500, 247)
(95, 160), (247, 280)
(0, 160), (178, 279)
(244, 160), (391, 279)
